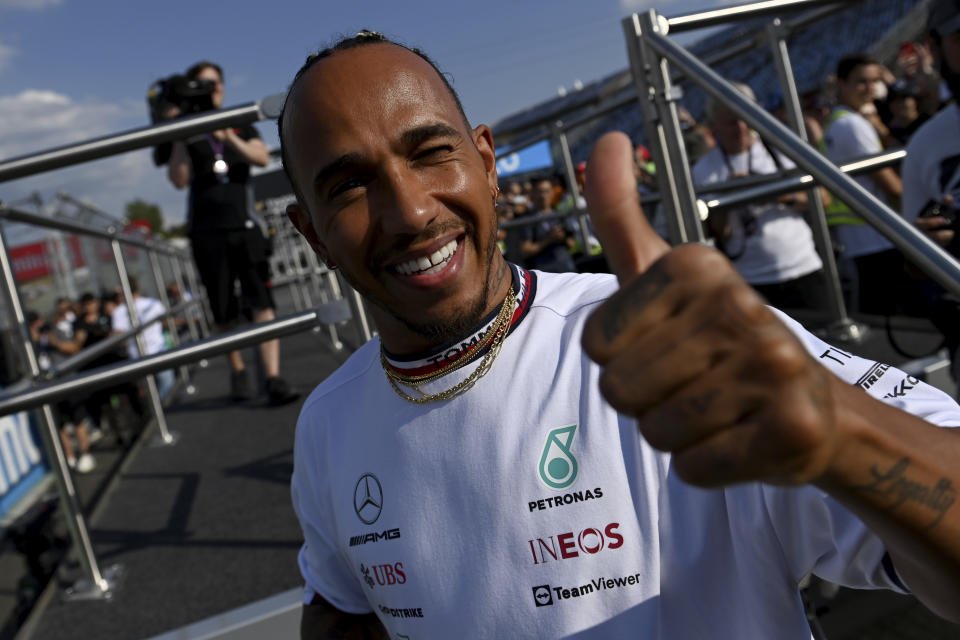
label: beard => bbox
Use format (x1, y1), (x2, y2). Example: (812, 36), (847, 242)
(341, 214), (504, 347)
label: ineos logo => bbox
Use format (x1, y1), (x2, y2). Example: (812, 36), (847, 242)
(354, 473), (383, 525)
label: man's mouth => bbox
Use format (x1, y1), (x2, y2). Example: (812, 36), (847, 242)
(393, 238), (459, 276)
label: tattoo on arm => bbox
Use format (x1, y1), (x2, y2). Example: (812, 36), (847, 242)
(851, 457), (957, 529)
(601, 262), (672, 343)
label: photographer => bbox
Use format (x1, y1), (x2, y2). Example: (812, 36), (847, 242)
(165, 61), (298, 406)
(900, 0), (960, 388)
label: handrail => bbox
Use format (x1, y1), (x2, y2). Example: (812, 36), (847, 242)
(47, 299), (202, 378)
(0, 99), (277, 184)
(497, 148), (905, 230)
(667, 0), (843, 33)
(0, 300), (351, 418)
(703, 150), (907, 212)
(0, 205), (186, 257)
(642, 28), (960, 297)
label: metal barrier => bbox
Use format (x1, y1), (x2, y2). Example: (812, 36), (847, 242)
(0, 91), (374, 605)
(620, 0), (960, 313)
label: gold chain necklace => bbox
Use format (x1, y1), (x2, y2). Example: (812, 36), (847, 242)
(381, 286), (517, 404)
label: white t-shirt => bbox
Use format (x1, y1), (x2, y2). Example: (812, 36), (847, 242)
(291, 267), (958, 639)
(902, 103), (960, 222)
(692, 139), (823, 284)
(112, 295), (167, 359)
(823, 107), (896, 259)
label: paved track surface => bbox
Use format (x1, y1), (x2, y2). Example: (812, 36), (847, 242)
(2, 299), (959, 639)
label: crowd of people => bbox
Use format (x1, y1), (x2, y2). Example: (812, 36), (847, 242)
(24, 281), (179, 474)
(496, 32), (960, 385)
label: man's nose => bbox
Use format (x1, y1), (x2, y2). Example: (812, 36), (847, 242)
(375, 168), (438, 235)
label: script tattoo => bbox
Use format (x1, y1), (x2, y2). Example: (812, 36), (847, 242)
(852, 457), (956, 529)
(602, 262), (672, 342)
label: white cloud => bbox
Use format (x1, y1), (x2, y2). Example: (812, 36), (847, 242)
(0, 41), (15, 73)
(0, 0), (62, 9)
(0, 89), (187, 230)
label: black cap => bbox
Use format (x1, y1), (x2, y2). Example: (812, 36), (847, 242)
(929, 0), (960, 37)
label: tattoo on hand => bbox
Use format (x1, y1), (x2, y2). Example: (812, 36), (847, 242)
(852, 457), (956, 529)
(602, 263), (672, 342)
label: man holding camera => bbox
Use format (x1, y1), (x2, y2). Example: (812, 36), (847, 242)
(166, 61), (298, 405)
(901, 0), (960, 387)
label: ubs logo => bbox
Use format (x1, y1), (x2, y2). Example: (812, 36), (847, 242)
(354, 473), (383, 524)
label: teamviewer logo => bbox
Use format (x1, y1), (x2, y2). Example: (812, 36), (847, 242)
(532, 585), (553, 607)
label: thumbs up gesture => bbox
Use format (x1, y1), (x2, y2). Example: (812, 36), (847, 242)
(581, 132), (841, 488)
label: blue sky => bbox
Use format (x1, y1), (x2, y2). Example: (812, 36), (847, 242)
(0, 0), (719, 232)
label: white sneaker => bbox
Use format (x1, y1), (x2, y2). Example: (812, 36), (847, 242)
(67, 456), (77, 469)
(76, 453), (96, 474)
(89, 428), (104, 444)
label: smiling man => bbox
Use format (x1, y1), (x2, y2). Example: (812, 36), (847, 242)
(282, 32), (960, 640)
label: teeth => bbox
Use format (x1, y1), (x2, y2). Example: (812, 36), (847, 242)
(395, 239), (458, 276)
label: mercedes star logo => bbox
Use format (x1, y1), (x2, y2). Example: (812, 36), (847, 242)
(354, 473), (383, 524)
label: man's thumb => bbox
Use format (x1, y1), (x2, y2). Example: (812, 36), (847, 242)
(584, 132), (669, 284)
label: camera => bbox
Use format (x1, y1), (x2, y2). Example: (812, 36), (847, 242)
(919, 191), (960, 229)
(146, 74), (217, 165)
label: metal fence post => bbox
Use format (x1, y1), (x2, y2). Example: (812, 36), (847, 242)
(623, 10), (705, 245)
(182, 254), (213, 338)
(552, 121), (594, 253)
(110, 239), (177, 446)
(149, 249), (194, 394)
(0, 224), (119, 600)
(765, 17), (865, 342)
(169, 255), (203, 348)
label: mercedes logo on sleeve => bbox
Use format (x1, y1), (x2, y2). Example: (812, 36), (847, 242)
(354, 473), (383, 524)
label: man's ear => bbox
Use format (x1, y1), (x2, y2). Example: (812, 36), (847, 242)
(286, 202), (336, 268)
(472, 124), (499, 197)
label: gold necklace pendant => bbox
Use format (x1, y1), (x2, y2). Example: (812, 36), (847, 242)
(381, 287), (517, 404)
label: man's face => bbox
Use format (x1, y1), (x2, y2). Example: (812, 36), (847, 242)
(837, 63), (881, 111)
(283, 44), (502, 351)
(197, 66), (224, 109)
(710, 105), (753, 156)
(530, 180), (554, 212)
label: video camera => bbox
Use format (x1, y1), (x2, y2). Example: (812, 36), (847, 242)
(146, 74), (217, 166)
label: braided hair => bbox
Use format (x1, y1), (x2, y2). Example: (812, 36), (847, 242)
(277, 30), (469, 202)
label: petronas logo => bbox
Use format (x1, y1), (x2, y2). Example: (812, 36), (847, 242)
(538, 425), (578, 489)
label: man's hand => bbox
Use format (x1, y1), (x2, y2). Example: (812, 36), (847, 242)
(581, 132), (842, 487)
(915, 214), (955, 247)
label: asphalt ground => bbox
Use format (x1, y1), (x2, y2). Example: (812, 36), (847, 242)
(1, 293), (958, 639)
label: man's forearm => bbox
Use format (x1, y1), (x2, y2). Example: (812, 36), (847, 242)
(816, 379), (960, 621)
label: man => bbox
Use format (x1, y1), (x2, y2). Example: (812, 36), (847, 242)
(517, 177), (577, 272)
(822, 53), (904, 314)
(166, 61), (298, 406)
(282, 32), (960, 638)
(901, 0), (960, 384)
(111, 278), (174, 399)
(694, 82), (828, 312)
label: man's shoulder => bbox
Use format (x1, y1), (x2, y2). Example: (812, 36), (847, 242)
(692, 146), (723, 182)
(300, 339), (380, 414)
(906, 104), (959, 156)
(529, 270), (618, 318)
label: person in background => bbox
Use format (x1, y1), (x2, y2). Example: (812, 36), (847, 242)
(517, 176), (577, 272)
(900, 0), (960, 389)
(695, 82), (829, 312)
(166, 60), (298, 406)
(111, 278), (174, 399)
(822, 53), (904, 314)
(26, 309), (96, 473)
(886, 81), (928, 146)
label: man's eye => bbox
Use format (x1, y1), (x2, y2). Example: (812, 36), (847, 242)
(416, 145), (453, 160)
(329, 178), (366, 199)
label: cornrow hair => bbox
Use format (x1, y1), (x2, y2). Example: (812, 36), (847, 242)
(277, 30), (469, 202)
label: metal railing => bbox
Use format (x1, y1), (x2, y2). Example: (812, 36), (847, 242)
(621, 0), (960, 308)
(0, 92), (374, 604)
